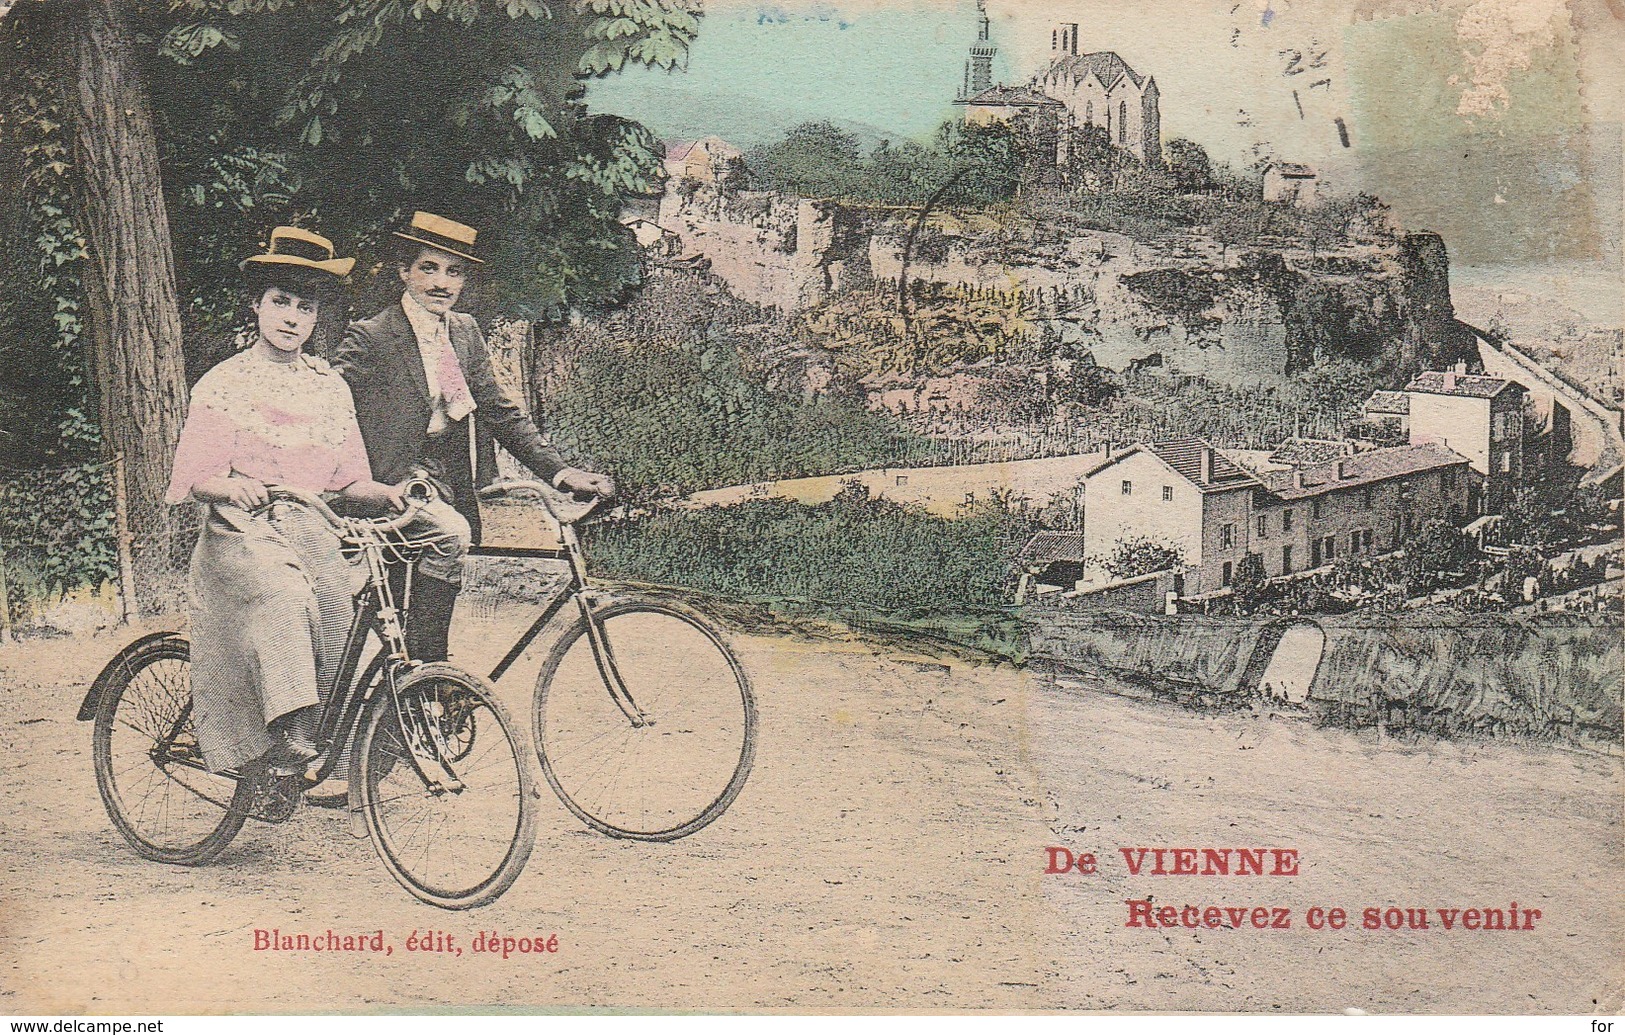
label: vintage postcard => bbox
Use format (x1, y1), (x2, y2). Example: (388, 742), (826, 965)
(0, 0), (1620, 1017)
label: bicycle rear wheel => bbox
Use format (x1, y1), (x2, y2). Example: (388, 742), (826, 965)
(91, 636), (250, 865)
(353, 663), (536, 910)
(534, 598), (756, 842)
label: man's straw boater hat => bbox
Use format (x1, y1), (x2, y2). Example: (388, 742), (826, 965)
(240, 226), (355, 277)
(393, 211), (485, 265)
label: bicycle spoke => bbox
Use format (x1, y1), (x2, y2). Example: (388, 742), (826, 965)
(94, 638), (246, 864)
(535, 602), (755, 840)
(359, 669), (534, 908)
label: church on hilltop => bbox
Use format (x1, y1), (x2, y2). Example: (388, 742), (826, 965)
(955, 7), (1162, 166)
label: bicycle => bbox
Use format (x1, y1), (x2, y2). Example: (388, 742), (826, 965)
(472, 480), (756, 842)
(79, 483), (537, 910)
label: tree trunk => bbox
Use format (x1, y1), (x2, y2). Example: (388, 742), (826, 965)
(65, 0), (189, 614)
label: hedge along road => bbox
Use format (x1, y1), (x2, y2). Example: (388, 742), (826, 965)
(0, 605), (1619, 1014)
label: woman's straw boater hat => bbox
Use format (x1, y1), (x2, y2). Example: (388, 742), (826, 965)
(393, 211), (486, 265)
(240, 226), (355, 278)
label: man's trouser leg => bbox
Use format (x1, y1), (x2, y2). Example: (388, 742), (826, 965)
(402, 499), (472, 663)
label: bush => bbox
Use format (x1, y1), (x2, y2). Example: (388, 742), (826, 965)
(584, 492), (1039, 615)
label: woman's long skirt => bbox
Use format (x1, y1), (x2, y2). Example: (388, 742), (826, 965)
(185, 502), (356, 772)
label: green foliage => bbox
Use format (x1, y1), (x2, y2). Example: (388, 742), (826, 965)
(1062, 122), (1126, 189)
(531, 265), (938, 496)
(1098, 536), (1184, 581)
(1050, 362), (1121, 407)
(1400, 519), (1468, 591)
(743, 121), (868, 200)
(1165, 138), (1213, 193)
(541, 333), (926, 497)
(0, 50), (113, 603)
(743, 119), (1022, 209)
(0, 52), (96, 466)
(0, 462), (119, 617)
(1231, 551), (1268, 613)
(583, 491), (1039, 615)
(121, 0), (701, 329)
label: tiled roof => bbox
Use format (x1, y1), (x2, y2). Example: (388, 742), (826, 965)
(1260, 442), (1469, 500)
(1044, 51), (1145, 91)
(1019, 530), (1087, 563)
(962, 85), (1066, 107)
(1150, 438), (1259, 489)
(1081, 439), (1261, 492)
(1269, 438), (1351, 465)
(1269, 162), (1317, 178)
(1406, 371), (1523, 399)
(1365, 390), (1410, 414)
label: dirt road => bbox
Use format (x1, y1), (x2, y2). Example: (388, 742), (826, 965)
(2, 607), (1620, 1014)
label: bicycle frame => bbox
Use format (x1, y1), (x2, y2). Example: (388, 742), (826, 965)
(471, 497), (650, 730)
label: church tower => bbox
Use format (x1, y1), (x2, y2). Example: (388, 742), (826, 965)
(959, 0), (997, 99)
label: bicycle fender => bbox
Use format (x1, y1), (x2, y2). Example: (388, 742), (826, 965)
(76, 632), (187, 721)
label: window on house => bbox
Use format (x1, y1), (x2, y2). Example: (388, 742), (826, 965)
(1162, 485), (1173, 502)
(1222, 561), (1233, 586)
(1321, 535), (1337, 561)
(1361, 486), (1373, 510)
(1281, 545), (1293, 573)
(1500, 452), (1512, 473)
(1312, 498), (1325, 520)
(1362, 529), (1375, 553)
(1220, 523), (1236, 550)
(895, 475), (908, 487)
(1086, 100), (1093, 124)
(1257, 514), (1268, 538)
(1122, 480), (1133, 496)
(1351, 530), (1362, 555)
(1118, 100), (1128, 143)
(1282, 509), (1294, 533)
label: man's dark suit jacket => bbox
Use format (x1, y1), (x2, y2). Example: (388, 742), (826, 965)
(333, 302), (567, 541)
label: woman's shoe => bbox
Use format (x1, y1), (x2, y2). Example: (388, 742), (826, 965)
(268, 707), (320, 775)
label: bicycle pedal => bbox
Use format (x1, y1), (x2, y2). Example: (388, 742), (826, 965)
(246, 774), (302, 823)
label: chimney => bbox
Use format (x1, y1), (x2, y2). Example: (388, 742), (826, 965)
(1199, 446), (1213, 484)
(1444, 370), (1457, 391)
(1292, 468), (1305, 490)
(1453, 360), (1468, 375)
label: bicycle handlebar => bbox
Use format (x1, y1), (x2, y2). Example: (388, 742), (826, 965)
(477, 479), (605, 526)
(257, 480), (435, 537)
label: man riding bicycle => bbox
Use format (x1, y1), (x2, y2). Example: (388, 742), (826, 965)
(333, 211), (615, 665)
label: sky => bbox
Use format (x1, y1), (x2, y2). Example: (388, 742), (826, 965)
(587, 0), (1622, 311)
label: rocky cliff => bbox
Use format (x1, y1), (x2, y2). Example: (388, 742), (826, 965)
(657, 185), (1473, 389)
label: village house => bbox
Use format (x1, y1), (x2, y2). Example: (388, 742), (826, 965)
(621, 216), (682, 256)
(1403, 368), (1526, 515)
(664, 136), (742, 186)
(1262, 163), (1321, 208)
(1073, 437), (1473, 598)
(1362, 390), (1411, 438)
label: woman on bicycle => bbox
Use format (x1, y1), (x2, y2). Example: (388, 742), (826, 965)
(165, 227), (407, 776)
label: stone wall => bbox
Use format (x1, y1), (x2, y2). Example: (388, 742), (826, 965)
(657, 189), (864, 312)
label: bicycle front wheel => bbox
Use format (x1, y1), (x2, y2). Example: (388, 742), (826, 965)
(92, 636), (250, 865)
(534, 598), (756, 842)
(353, 664), (537, 910)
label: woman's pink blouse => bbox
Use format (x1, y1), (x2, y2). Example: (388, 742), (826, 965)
(166, 348), (371, 504)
